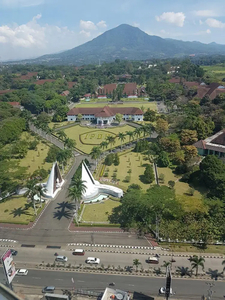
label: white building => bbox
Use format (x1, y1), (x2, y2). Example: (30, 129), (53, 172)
(81, 161), (123, 202)
(67, 106), (143, 125)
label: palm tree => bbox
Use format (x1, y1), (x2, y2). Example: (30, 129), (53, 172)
(134, 127), (142, 141)
(161, 261), (171, 269)
(106, 135), (116, 152)
(57, 130), (67, 141)
(118, 132), (126, 149)
(25, 179), (38, 215)
(65, 138), (76, 149)
(35, 185), (46, 208)
(133, 259), (141, 272)
(189, 255), (205, 277)
(57, 149), (71, 174)
(90, 146), (102, 169)
(69, 178), (87, 224)
(126, 131), (134, 145)
(141, 125), (149, 137)
(100, 141), (108, 151)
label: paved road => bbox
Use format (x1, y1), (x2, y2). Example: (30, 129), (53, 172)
(11, 269), (224, 299)
(0, 247), (224, 277)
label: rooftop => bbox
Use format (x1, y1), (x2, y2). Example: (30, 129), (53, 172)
(67, 106), (143, 116)
(101, 287), (129, 300)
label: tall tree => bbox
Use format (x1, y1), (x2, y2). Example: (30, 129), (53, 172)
(126, 131), (134, 144)
(106, 135), (116, 151)
(118, 132), (126, 149)
(133, 259), (141, 272)
(57, 130), (67, 141)
(100, 141), (108, 151)
(25, 179), (38, 215)
(69, 178), (87, 224)
(90, 146), (101, 168)
(189, 255), (205, 277)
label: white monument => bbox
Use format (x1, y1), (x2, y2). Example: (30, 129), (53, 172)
(43, 162), (64, 198)
(81, 161), (123, 201)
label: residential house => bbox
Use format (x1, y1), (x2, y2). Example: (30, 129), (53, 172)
(61, 90), (70, 97)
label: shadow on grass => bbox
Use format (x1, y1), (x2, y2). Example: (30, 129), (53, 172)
(139, 175), (151, 184)
(206, 268), (223, 280)
(10, 206), (32, 218)
(53, 201), (75, 220)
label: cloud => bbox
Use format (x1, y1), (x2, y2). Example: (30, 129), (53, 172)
(206, 29), (211, 34)
(0, 15), (96, 60)
(205, 18), (225, 28)
(97, 21), (107, 28)
(0, 0), (44, 7)
(79, 30), (91, 37)
(156, 12), (186, 27)
(80, 20), (97, 31)
(194, 10), (218, 17)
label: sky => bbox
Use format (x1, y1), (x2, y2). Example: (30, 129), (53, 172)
(1, 0), (225, 61)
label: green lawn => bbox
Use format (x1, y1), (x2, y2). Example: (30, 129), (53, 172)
(157, 167), (202, 198)
(0, 195), (43, 224)
(81, 199), (120, 223)
(64, 124), (137, 154)
(101, 151), (155, 191)
(16, 132), (52, 176)
(77, 101), (157, 111)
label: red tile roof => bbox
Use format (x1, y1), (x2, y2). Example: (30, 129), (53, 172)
(67, 106), (143, 117)
(184, 81), (200, 88)
(61, 90), (70, 96)
(98, 84), (117, 95)
(123, 83), (137, 95)
(67, 82), (77, 89)
(0, 89), (14, 95)
(34, 79), (55, 85)
(8, 102), (20, 107)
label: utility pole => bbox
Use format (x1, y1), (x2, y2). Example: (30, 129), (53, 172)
(204, 283), (215, 300)
(165, 266), (172, 300)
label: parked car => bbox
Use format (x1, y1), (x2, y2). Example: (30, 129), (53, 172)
(86, 257), (100, 264)
(10, 249), (18, 256)
(55, 256), (68, 262)
(16, 269), (28, 276)
(42, 286), (55, 293)
(159, 287), (173, 295)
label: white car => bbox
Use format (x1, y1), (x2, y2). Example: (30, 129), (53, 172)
(16, 269), (28, 276)
(159, 287), (173, 295)
(86, 257), (100, 264)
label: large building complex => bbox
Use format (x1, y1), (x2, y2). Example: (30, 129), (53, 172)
(67, 106), (143, 125)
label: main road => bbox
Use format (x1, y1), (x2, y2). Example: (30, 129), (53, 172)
(12, 269), (223, 299)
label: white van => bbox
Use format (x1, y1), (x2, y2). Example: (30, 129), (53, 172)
(55, 256), (68, 262)
(72, 249), (85, 256)
(86, 257), (100, 264)
(146, 256), (159, 264)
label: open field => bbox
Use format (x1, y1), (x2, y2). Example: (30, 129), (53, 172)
(77, 101), (157, 111)
(202, 64), (225, 81)
(64, 124), (137, 154)
(81, 199), (120, 223)
(157, 167), (202, 198)
(16, 132), (52, 176)
(100, 151), (155, 191)
(0, 195), (43, 224)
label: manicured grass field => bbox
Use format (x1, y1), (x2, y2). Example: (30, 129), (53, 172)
(81, 199), (120, 223)
(202, 65), (225, 73)
(102, 151), (155, 191)
(157, 167), (202, 198)
(64, 124), (137, 154)
(77, 101), (157, 111)
(16, 132), (52, 176)
(0, 195), (42, 224)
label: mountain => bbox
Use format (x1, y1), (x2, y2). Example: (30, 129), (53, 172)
(18, 24), (225, 65)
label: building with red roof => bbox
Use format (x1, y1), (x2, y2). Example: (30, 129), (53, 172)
(194, 129), (225, 157)
(67, 106), (143, 125)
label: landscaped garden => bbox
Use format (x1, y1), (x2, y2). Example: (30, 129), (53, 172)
(98, 151), (155, 191)
(63, 124), (138, 154)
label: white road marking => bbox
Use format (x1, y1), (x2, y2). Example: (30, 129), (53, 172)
(128, 284), (135, 286)
(77, 280), (85, 283)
